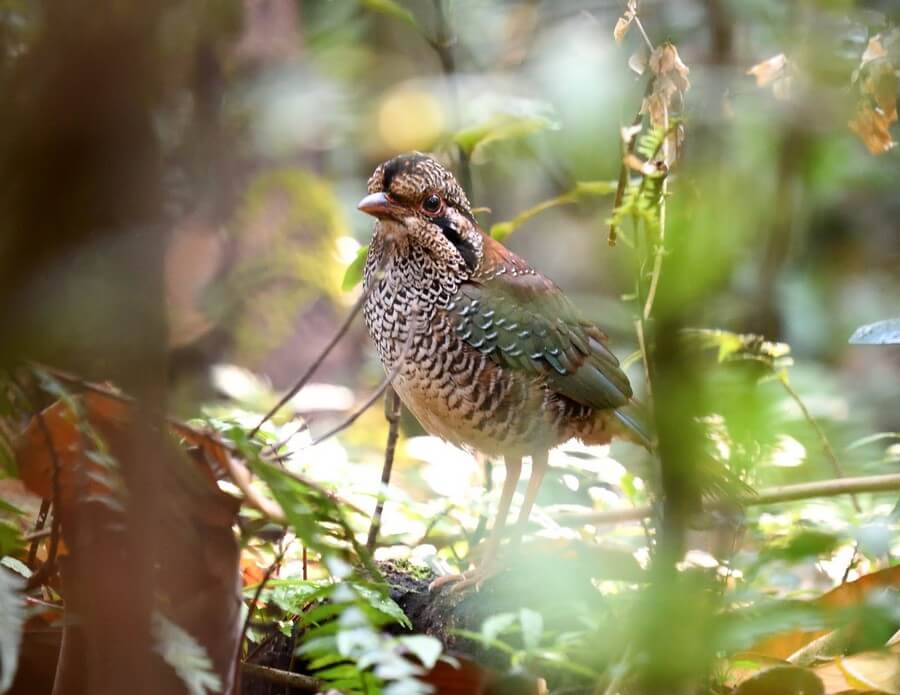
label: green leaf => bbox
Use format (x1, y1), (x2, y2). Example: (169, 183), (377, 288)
(519, 609), (543, 651)
(0, 500), (25, 516)
(351, 583), (413, 630)
(361, 0), (418, 28)
(481, 612), (517, 643)
(761, 530), (843, 565)
(454, 113), (558, 160)
(0, 524), (23, 567)
(342, 244), (369, 291)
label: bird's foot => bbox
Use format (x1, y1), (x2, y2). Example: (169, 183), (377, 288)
(428, 564), (498, 594)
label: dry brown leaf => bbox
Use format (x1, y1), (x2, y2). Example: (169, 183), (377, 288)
(747, 53), (788, 87)
(642, 42), (690, 140)
(16, 392), (131, 512)
(849, 104), (897, 155)
(813, 643), (900, 695)
(751, 566), (900, 660)
(862, 35), (887, 65)
(648, 42), (690, 90)
(15, 391), (239, 529)
(613, 0), (638, 44)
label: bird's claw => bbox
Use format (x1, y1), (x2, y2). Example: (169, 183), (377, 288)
(429, 565), (497, 594)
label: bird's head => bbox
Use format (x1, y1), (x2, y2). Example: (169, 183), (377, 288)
(358, 153), (483, 274)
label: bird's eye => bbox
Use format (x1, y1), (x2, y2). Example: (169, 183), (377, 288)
(422, 194), (442, 214)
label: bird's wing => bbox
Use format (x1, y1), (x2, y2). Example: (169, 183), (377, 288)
(449, 236), (632, 411)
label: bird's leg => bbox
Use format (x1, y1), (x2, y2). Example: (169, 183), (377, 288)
(430, 455), (522, 592)
(510, 450), (549, 549)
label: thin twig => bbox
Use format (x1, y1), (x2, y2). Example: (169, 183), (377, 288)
(632, 15), (655, 53)
(779, 374), (862, 513)
(304, 304), (418, 449)
(236, 541), (290, 688)
(429, 0), (471, 193)
(634, 318), (653, 405)
(609, 110), (645, 245)
(552, 472), (900, 527)
(241, 662), (321, 693)
(26, 500), (50, 568)
(249, 269), (382, 439)
(25, 409), (61, 591)
(366, 386), (402, 552)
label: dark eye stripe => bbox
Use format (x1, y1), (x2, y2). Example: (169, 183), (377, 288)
(433, 215), (477, 271)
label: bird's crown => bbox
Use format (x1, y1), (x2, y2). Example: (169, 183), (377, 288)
(367, 153), (472, 215)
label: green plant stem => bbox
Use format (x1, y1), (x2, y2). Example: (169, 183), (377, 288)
(778, 374), (862, 513)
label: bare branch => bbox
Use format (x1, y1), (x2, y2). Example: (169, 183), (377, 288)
(304, 303), (419, 449)
(366, 386), (402, 552)
(241, 662), (321, 693)
(249, 261), (384, 439)
(552, 473), (900, 527)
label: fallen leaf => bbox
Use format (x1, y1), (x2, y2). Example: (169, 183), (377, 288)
(751, 566), (900, 660)
(733, 665), (824, 695)
(813, 643), (900, 694)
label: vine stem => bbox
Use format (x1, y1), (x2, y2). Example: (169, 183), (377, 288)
(779, 373), (862, 513)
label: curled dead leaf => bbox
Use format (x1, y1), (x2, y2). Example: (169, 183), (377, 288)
(861, 35), (887, 65)
(747, 53), (788, 87)
(628, 49), (647, 75)
(613, 0), (638, 44)
(642, 42), (690, 138)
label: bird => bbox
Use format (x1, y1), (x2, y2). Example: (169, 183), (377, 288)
(358, 153), (647, 591)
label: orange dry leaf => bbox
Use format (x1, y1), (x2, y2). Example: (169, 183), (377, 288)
(15, 390), (237, 528)
(751, 565), (900, 660)
(747, 53), (792, 100)
(16, 392), (131, 515)
(813, 642), (900, 694)
(849, 34), (898, 155)
(747, 53), (787, 87)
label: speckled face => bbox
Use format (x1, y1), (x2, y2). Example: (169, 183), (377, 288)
(364, 153), (483, 273)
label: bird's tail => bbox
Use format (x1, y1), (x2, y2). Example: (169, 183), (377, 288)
(611, 404), (654, 450)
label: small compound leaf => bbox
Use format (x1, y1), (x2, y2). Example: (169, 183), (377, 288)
(351, 583), (413, 630)
(0, 569), (24, 693)
(849, 318), (900, 345)
(153, 612), (223, 695)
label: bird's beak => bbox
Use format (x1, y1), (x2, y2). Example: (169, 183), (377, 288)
(357, 192), (398, 219)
